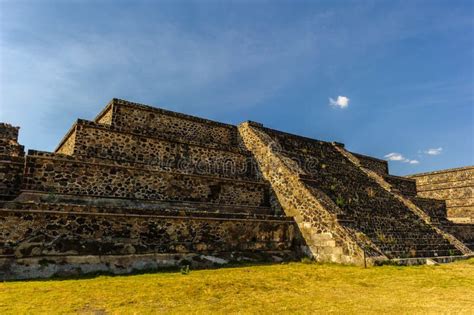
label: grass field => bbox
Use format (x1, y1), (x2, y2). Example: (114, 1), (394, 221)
(1, 259), (473, 314)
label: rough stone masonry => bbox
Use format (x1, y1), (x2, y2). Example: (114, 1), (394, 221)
(0, 99), (472, 280)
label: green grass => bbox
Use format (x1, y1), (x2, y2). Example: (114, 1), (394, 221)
(1, 259), (474, 314)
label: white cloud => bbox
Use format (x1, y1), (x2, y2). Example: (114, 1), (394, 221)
(329, 96), (350, 108)
(425, 147), (443, 155)
(384, 153), (405, 161)
(384, 153), (419, 164)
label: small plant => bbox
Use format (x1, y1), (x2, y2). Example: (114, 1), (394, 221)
(180, 265), (190, 275)
(375, 231), (386, 242)
(336, 195), (345, 208)
(385, 235), (396, 245)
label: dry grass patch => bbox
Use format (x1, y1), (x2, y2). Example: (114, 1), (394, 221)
(1, 259), (473, 314)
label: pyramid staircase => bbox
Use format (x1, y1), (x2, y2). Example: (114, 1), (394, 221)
(238, 122), (472, 264)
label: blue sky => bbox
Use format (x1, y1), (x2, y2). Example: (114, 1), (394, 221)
(0, 0), (472, 175)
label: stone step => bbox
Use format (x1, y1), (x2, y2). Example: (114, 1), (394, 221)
(352, 217), (439, 224)
(377, 243), (459, 251)
(368, 239), (454, 246)
(361, 230), (449, 236)
(390, 254), (472, 266)
(1, 200), (285, 218)
(384, 249), (463, 258)
(364, 236), (454, 246)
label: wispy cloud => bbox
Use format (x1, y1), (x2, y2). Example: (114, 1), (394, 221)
(329, 96), (350, 108)
(385, 153), (405, 161)
(0, 0), (471, 176)
(384, 153), (419, 164)
(0, 7), (335, 150)
(424, 147), (443, 155)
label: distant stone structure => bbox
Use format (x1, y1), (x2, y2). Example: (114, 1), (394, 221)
(408, 167), (473, 223)
(0, 99), (472, 280)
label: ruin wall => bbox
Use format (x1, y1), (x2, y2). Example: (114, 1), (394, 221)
(408, 166), (473, 223)
(57, 120), (257, 180)
(0, 209), (296, 257)
(0, 208), (299, 279)
(23, 151), (269, 206)
(104, 99), (239, 147)
(352, 153), (388, 176)
(0, 123), (25, 200)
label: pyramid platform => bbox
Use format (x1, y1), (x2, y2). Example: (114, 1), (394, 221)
(0, 99), (472, 279)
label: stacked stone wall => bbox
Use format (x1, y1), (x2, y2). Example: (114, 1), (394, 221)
(66, 120), (257, 180)
(0, 123), (24, 157)
(0, 123), (19, 142)
(0, 156), (24, 199)
(95, 102), (114, 125)
(384, 175), (417, 196)
(410, 197), (447, 221)
(23, 151), (269, 206)
(0, 143), (24, 157)
(0, 208), (300, 279)
(352, 153), (388, 176)
(408, 167), (473, 223)
(109, 99), (239, 147)
(441, 223), (474, 250)
(0, 209), (296, 257)
(0, 123), (25, 200)
(2, 201), (276, 217)
(56, 128), (76, 155)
